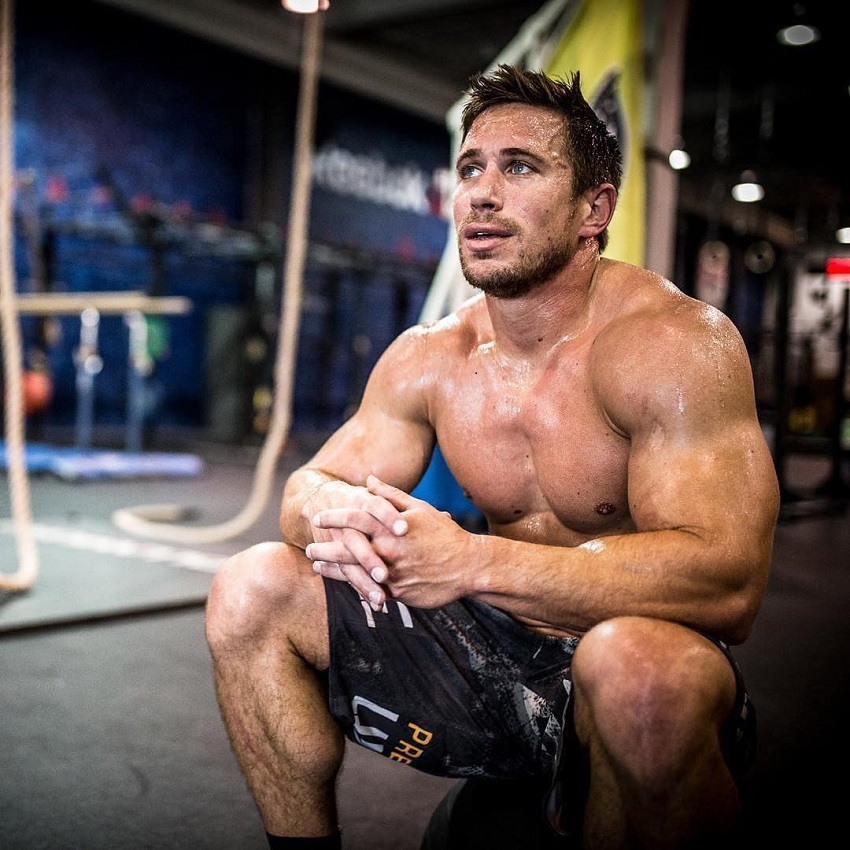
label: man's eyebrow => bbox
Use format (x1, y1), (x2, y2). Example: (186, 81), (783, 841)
(456, 147), (482, 168)
(455, 146), (543, 168)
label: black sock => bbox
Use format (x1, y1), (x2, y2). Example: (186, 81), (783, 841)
(265, 831), (342, 849)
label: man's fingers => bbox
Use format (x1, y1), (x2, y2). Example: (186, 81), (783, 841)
(306, 540), (351, 564)
(312, 507), (373, 533)
(310, 559), (386, 609)
(313, 499), (407, 537)
(310, 559), (347, 581)
(366, 475), (415, 528)
(307, 529), (390, 580)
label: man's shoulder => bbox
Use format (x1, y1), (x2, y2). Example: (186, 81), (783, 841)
(384, 294), (487, 367)
(591, 264), (748, 388)
(598, 261), (735, 340)
(413, 293), (489, 345)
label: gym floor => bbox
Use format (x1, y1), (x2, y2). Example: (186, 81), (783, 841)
(1, 431), (848, 849)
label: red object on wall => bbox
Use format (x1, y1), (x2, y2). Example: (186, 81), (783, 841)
(825, 257), (850, 278)
(22, 371), (54, 416)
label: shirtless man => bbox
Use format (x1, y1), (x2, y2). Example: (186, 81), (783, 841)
(205, 64), (779, 849)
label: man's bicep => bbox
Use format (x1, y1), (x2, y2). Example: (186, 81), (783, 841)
(621, 327), (780, 558)
(305, 330), (437, 493)
(606, 307), (778, 539)
(626, 420), (775, 540)
(308, 409), (435, 493)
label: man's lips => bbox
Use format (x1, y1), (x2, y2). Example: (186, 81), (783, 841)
(461, 223), (513, 251)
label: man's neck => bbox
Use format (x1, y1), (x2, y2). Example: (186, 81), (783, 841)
(486, 242), (602, 356)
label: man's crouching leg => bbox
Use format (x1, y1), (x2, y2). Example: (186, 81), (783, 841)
(206, 542), (344, 845)
(571, 616), (743, 849)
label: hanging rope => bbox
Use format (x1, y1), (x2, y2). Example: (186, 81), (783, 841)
(111, 11), (323, 543)
(1, 0), (40, 591)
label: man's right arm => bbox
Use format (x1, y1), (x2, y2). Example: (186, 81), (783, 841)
(278, 324), (438, 552)
(279, 468), (353, 550)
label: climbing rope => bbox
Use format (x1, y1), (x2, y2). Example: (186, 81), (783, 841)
(111, 11), (323, 543)
(1, 0), (40, 591)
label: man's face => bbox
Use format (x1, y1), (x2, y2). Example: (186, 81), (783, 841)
(453, 103), (583, 299)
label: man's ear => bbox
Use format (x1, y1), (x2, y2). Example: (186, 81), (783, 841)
(578, 184), (617, 239)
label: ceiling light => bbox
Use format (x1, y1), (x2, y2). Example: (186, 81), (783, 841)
(777, 23), (820, 46)
(668, 148), (690, 170)
(731, 170), (764, 203)
(777, 5), (821, 46)
(837, 227), (850, 245)
(282, 0), (329, 13)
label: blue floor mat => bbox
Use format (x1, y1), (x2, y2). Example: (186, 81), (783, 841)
(0, 440), (204, 480)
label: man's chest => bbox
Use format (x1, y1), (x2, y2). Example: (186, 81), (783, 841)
(431, 365), (632, 537)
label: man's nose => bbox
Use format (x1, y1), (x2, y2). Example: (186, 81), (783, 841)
(470, 168), (503, 211)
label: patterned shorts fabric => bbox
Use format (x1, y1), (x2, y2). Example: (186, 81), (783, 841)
(323, 580), (756, 782)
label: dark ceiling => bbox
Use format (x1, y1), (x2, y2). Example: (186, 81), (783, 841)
(677, 0), (848, 253)
(98, 0), (849, 255)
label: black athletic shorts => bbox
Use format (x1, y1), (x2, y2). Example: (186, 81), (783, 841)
(323, 580), (756, 782)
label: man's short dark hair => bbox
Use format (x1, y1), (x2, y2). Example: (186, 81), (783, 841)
(460, 64), (623, 253)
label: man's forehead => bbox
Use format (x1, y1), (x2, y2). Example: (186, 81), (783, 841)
(462, 104), (565, 154)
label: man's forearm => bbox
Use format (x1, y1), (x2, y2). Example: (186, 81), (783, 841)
(279, 468), (338, 549)
(467, 528), (771, 644)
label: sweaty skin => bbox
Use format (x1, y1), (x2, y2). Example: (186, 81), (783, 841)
(207, 98), (779, 845)
(290, 104), (778, 644)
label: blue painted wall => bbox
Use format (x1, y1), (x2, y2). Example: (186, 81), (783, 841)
(12, 0), (451, 438)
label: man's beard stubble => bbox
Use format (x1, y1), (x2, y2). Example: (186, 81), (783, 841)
(458, 237), (576, 300)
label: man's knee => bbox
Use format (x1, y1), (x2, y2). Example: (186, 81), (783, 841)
(571, 617), (735, 781)
(206, 542), (315, 649)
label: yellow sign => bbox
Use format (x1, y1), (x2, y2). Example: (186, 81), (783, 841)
(546, 0), (645, 265)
